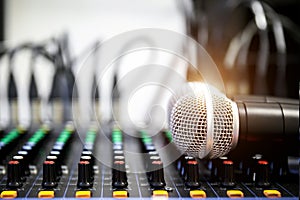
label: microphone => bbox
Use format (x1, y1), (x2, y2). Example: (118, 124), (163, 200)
(168, 82), (299, 159)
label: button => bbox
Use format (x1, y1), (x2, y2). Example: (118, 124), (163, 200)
(113, 150), (124, 155)
(75, 190), (91, 198)
(222, 160), (235, 187)
(42, 161), (57, 188)
(152, 190), (168, 198)
(185, 160), (200, 189)
(263, 190), (281, 198)
(113, 190), (128, 198)
(226, 190), (244, 198)
(6, 160), (22, 188)
(38, 190), (55, 198)
(77, 161), (93, 188)
(0, 191), (18, 198)
(145, 144), (155, 152)
(189, 190), (206, 198)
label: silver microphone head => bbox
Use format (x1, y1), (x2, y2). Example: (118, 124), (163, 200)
(168, 82), (239, 159)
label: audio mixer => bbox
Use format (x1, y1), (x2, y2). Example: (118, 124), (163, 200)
(0, 122), (298, 199)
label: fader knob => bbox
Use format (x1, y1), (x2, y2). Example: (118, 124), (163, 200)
(77, 161), (93, 188)
(17, 151), (30, 176)
(12, 155), (27, 180)
(80, 155), (94, 179)
(7, 160), (22, 188)
(222, 160), (235, 187)
(149, 160), (166, 189)
(112, 160), (128, 188)
(46, 155), (62, 178)
(185, 160), (201, 188)
(256, 160), (270, 187)
(42, 161), (57, 188)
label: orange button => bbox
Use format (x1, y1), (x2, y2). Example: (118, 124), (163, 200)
(152, 190), (168, 198)
(38, 190), (55, 198)
(226, 190), (244, 198)
(76, 190), (91, 198)
(263, 190), (281, 198)
(1, 190), (18, 199)
(113, 190), (128, 198)
(190, 190), (206, 198)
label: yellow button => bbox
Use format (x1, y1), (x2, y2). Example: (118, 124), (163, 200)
(38, 191), (55, 198)
(226, 190), (244, 198)
(263, 190), (281, 198)
(1, 190), (18, 199)
(113, 190), (128, 198)
(190, 190), (206, 198)
(152, 190), (169, 198)
(75, 190), (91, 198)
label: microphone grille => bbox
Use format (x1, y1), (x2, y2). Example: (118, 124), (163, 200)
(169, 92), (208, 158)
(169, 82), (239, 159)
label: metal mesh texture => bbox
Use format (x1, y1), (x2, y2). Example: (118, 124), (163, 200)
(169, 93), (208, 158)
(210, 94), (234, 158)
(169, 82), (236, 159)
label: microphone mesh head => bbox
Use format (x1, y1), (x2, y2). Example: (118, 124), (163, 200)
(169, 82), (239, 159)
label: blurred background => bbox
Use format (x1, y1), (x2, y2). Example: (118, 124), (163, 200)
(0, 0), (299, 130)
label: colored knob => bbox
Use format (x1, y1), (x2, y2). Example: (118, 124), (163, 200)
(82, 151), (94, 166)
(17, 151), (30, 176)
(181, 156), (196, 177)
(222, 160), (235, 187)
(42, 161), (57, 188)
(112, 160), (128, 189)
(185, 160), (201, 189)
(12, 155), (28, 180)
(6, 160), (22, 188)
(149, 160), (166, 189)
(77, 161), (93, 189)
(256, 160), (270, 187)
(46, 155), (62, 177)
(80, 155), (94, 179)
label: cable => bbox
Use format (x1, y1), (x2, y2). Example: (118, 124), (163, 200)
(262, 3), (287, 97)
(224, 1), (288, 97)
(9, 43), (35, 129)
(0, 43), (11, 129)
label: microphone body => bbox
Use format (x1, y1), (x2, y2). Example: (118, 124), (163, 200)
(234, 96), (299, 142)
(168, 82), (299, 159)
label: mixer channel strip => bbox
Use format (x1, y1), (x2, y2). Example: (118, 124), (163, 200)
(163, 130), (208, 198)
(0, 124), (50, 198)
(140, 131), (170, 198)
(111, 127), (129, 198)
(26, 122), (75, 198)
(62, 125), (99, 198)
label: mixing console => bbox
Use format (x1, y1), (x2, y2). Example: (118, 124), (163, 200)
(0, 122), (298, 199)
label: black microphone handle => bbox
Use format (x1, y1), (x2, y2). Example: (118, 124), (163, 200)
(233, 96), (299, 142)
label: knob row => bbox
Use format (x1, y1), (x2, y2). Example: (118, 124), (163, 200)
(5, 125), (49, 189)
(112, 128), (128, 189)
(77, 125), (98, 189)
(212, 155), (270, 187)
(42, 122), (74, 189)
(140, 131), (166, 190)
